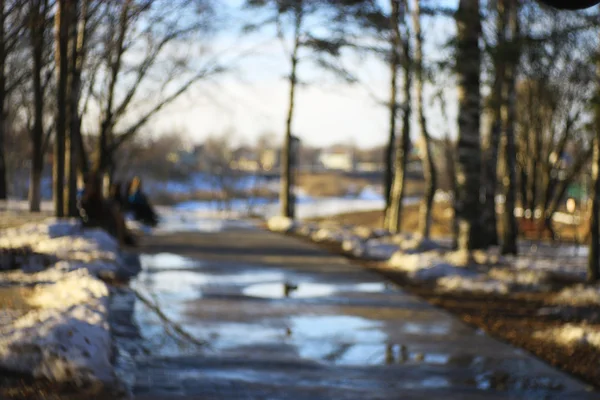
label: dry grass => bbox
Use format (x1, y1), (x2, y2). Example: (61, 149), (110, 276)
(307, 201), (454, 237)
(308, 202), (591, 243)
(297, 172), (371, 198)
(297, 172), (426, 198)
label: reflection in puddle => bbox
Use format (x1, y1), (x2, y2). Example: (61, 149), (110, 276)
(406, 377), (452, 389)
(290, 315), (386, 343)
(188, 322), (285, 346)
(139, 253), (201, 270)
(402, 322), (451, 335)
(243, 282), (335, 299)
(135, 270), (206, 297)
(152, 217), (257, 235)
(242, 281), (387, 299)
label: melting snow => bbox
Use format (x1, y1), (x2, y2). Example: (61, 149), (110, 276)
(534, 324), (600, 350)
(0, 218), (136, 388)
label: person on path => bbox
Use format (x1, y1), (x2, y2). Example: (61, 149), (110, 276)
(78, 173), (137, 246)
(128, 176), (159, 227)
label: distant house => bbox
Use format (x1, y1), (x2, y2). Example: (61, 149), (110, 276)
(231, 146), (260, 172)
(260, 148), (280, 172)
(318, 147), (355, 172)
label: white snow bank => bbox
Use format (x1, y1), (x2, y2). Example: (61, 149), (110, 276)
(1, 219), (119, 264)
(0, 270), (114, 385)
(550, 284), (600, 306)
(533, 324), (600, 350)
(0, 219), (139, 389)
(267, 216), (296, 233)
(296, 222), (319, 237)
(437, 275), (510, 294)
(312, 227), (349, 243)
(342, 238), (400, 261)
(512, 254), (587, 281)
(389, 250), (476, 281)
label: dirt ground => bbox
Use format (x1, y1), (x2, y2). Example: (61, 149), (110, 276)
(294, 235), (600, 390)
(308, 202), (589, 244)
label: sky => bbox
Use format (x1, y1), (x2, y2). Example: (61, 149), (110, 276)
(137, 0), (460, 149)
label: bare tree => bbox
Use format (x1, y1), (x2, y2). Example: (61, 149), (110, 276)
(412, 0), (436, 239)
(589, 70), (600, 282)
(385, 0), (411, 234)
(92, 0), (222, 177)
(588, 16), (600, 282)
(53, 0), (70, 217)
(454, 0), (483, 251)
(383, 0), (401, 218)
(27, 0), (52, 212)
(245, 0), (378, 219)
(500, 0), (519, 255)
(480, 0), (508, 247)
(0, 0), (27, 200)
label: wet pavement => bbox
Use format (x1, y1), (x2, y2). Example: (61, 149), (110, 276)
(131, 225), (597, 399)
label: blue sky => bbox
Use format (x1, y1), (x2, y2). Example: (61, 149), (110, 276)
(145, 0), (460, 148)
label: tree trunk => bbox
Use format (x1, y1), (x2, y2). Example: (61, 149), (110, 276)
(54, 0), (69, 217)
(74, 0), (89, 177)
(438, 95), (458, 248)
(29, 0), (47, 212)
(96, 0), (131, 175)
(412, 0), (436, 239)
(501, 0), (519, 255)
(65, 0), (79, 217)
(455, 0), (483, 250)
(385, 0), (411, 234)
(280, 6), (302, 219)
(589, 137), (600, 282)
(0, 0), (6, 201)
(588, 34), (600, 282)
(481, 0), (508, 247)
(384, 0), (400, 221)
(28, 168), (42, 212)
(526, 86), (541, 217)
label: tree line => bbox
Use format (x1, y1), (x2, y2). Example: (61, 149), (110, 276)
(256, 0), (600, 281)
(1, 0), (600, 280)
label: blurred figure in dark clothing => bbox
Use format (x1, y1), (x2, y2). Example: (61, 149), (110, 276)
(128, 176), (159, 227)
(78, 173), (136, 246)
(109, 182), (126, 209)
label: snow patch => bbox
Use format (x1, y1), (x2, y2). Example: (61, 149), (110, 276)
(550, 285), (600, 307)
(437, 275), (510, 294)
(533, 324), (600, 350)
(389, 250), (475, 281)
(267, 216), (296, 233)
(0, 219), (140, 389)
(0, 270), (114, 385)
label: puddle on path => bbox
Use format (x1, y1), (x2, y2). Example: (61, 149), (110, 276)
(139, 253), (202, 270)
(132, 253), (458, 365)
(152, 217), (257, 235)
(401, 321), (452, 335)
(242, 281), (387, 299)
(130, 251), (584, 397)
